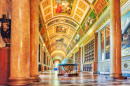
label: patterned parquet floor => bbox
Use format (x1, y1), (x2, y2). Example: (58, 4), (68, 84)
(32, 71), (130, 86)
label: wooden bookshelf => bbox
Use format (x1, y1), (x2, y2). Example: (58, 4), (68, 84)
(83, 33), (98, 73)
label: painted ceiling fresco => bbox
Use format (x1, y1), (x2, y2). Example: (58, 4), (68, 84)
(39, 0), (128, 61)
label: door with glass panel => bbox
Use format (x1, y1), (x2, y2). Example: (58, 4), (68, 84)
(100, 24), (110, 74)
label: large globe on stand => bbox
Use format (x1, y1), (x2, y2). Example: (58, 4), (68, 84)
(61, 58), (74, 73)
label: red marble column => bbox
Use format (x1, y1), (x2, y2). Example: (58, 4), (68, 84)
(110, 0), (126, 79)
(78, 47), (81, 71)
(30, 0), (39, 82)
(7, 0), (31, 85)
(93, 33), (98, 73)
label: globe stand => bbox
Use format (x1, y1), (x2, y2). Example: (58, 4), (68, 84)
(58, 64), (79, 77)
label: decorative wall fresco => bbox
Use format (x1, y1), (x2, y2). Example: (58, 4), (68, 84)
(74, 34), (80, 44)
(121, 11), (130, 50)
(61, 42), (67, 47)
(41, 26), (45, 35)
(45, 40), (49, 46)
(82, 10), (96, 32)
(94, 0), (107, 16)
(52, 42), (67, 47)
(47, 19), (77, 28)
(56, 0), (74, 14)
(67, 49), (69, 54)
(56, 38), (64, 42)
(48, 19), (58, 26)
(56, 26), (66, 33)
(39, 14), (43, 31)
(78, 28), (83, 37)
(66, 20), (77, 27)
(72, 41), (75, 46)
(68, 43), (73, 51)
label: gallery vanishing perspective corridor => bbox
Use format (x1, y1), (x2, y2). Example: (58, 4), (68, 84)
(0, 0), (130, 86)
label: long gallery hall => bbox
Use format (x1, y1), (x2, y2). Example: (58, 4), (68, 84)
(0, 0), (130, 86)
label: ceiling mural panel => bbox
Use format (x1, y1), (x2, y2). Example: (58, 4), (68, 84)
(55, 0), (74, 14)
(74, 14), (81, 22)
(56, 26), (67, 33)
(56, 38), (64, 42)
(76, 8), (84, 17)
(46, 17), (79, 30)
(42, 0), (51, 9)
(51, 42), (67, 47)
(94, 0), (107, 16)
(74, 34), (80, 45)
(45, 13), (52, 21)
(47, 27), (54, 37)
(73, 0), (90, 23)
(78, 28), (84, 37)
(47, 19), (59, 26)
(78, 1), (88, 11)
(44, 7), (52, 15)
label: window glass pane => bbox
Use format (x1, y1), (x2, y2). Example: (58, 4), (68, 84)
(39, 44), (40, 62)
(105, 25), (110, 59)
(101, 29), (104, 60)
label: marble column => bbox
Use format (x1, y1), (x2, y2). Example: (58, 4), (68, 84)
(0, 0), (7, 18)
(93, 33), (98, 74)
(110, 0), (126, 79)
(7, 0), (31, 85)
(41, 48), (44, 72)
(30, 0), (39, 82)
(51, 57), (54, 70)
(78, 47), (81, 72)
(50, 58), (53, 70)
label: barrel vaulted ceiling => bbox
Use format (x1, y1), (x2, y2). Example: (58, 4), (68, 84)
(39, 0), (107, 60)
(39, 0), (128, 61)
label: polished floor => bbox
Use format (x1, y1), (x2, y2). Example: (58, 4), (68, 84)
(32, 70), (130, 86)
(0, 70), (130, 86)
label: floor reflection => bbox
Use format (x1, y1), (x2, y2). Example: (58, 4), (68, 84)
(33, 70), (130, 86)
